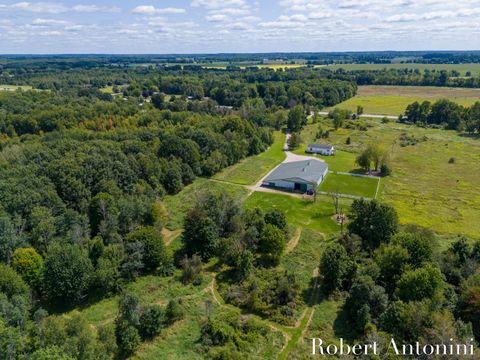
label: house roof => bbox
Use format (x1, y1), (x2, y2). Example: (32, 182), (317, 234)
(308, 143), (334, 150)
(264, 159), (328, 184)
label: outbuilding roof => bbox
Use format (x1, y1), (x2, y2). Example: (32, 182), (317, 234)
(264, 159), (328, 184)
(308, 143), (334, 150)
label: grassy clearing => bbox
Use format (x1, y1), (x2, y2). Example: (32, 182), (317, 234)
(299, 118), (480, 239)
(327, 85), (480, 115)
(279, 229), (325, 302)
(213, 131), (286, 185)
(319, 173), (379, 199)
(163, 178), (249, 230)
(286, 300), (343, 359)
(245, 191), (350, 234)
(73, 269), (285, 359)
(0, 84), (33, 91)
(293, 148), (358, 173)
(318, 63), (480, 76)
(99, 85), (128, 94)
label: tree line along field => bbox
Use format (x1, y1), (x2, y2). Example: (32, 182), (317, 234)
(294, 118), (480, 239)
(319, 62), (480, 76)
(326, 85), (480, 115)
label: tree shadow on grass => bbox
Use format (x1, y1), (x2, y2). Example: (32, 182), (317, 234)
(333, 304), (357, 342)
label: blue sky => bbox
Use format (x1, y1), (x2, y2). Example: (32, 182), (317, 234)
(1, 0), (480, 53)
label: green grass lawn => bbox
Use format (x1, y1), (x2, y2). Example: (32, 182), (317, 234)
(326, 85), (480, 115)
(245, 191), (350, 234)
(163, 178), (249, 230)
(319, 173), (379, 199)
(292, 148), (358, 173)
(213, 131), (286, 185)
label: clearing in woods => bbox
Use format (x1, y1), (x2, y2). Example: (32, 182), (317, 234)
(327, 85), (480, 115)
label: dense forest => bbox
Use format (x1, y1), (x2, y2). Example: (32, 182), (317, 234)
(0, 61), (356, 358)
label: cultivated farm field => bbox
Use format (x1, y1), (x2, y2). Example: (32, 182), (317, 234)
(318, 62), (480, 76)
(327, 85), (480, 115)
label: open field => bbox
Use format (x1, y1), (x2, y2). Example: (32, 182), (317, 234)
(318, 63), (480, 76)
(319, 172), (379, 199)
(163, 178), (249, 230)
(297, 118), (480, 239)
(279, 229), (325, 299)
(326, 85), (480, 115)
(72, 270), (284, 360)
(0, 84), (33, 91)
(245, 191), (349, 234)
(213, 131), (286, 185)
(292, 147), (358, 173)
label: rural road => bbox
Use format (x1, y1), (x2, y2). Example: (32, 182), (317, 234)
(316, 111), (398, 120)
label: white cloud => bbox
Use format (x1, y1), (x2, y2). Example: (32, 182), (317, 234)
(31, 18), (69, 26)
(132, 6), (186, 15)
(10, 2), (68, 13)
(206, 14), (228, 22)
(72, 5), (120, 13)
(191, 0), (247, 9)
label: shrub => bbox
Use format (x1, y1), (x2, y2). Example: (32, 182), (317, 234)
(139, 305), (164, 339)
(115, 319), (141, 356)
(180, 254), (203, 285)
(165, 299), (185, 325)
(449, 157), (455, 164)
(380, 164), (392, 177)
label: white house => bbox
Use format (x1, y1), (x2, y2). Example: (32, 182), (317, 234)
(306, 144), (336, 156)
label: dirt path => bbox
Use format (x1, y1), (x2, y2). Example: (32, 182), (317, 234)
(285, 228), (302, 254)
(277, 267), (321, 360)
(317, 111), (398, 119)
(161, 228), (183, 246)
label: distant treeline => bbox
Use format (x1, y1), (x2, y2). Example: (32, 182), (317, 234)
(3, 51), (480, 67)
(330, 68), (480, 88)
(403, 99), (480, 132)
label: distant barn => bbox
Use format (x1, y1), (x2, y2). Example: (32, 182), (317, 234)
(262, 159), (328, 192)
(306, 144), (336, 156)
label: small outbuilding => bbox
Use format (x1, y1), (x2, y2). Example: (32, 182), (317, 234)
(262, 159), (329, 192)
(306, 144), (336, 156)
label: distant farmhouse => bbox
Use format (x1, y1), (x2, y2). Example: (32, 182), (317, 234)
(262, 159), (328, 192)
(306, 144), (336, 156)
